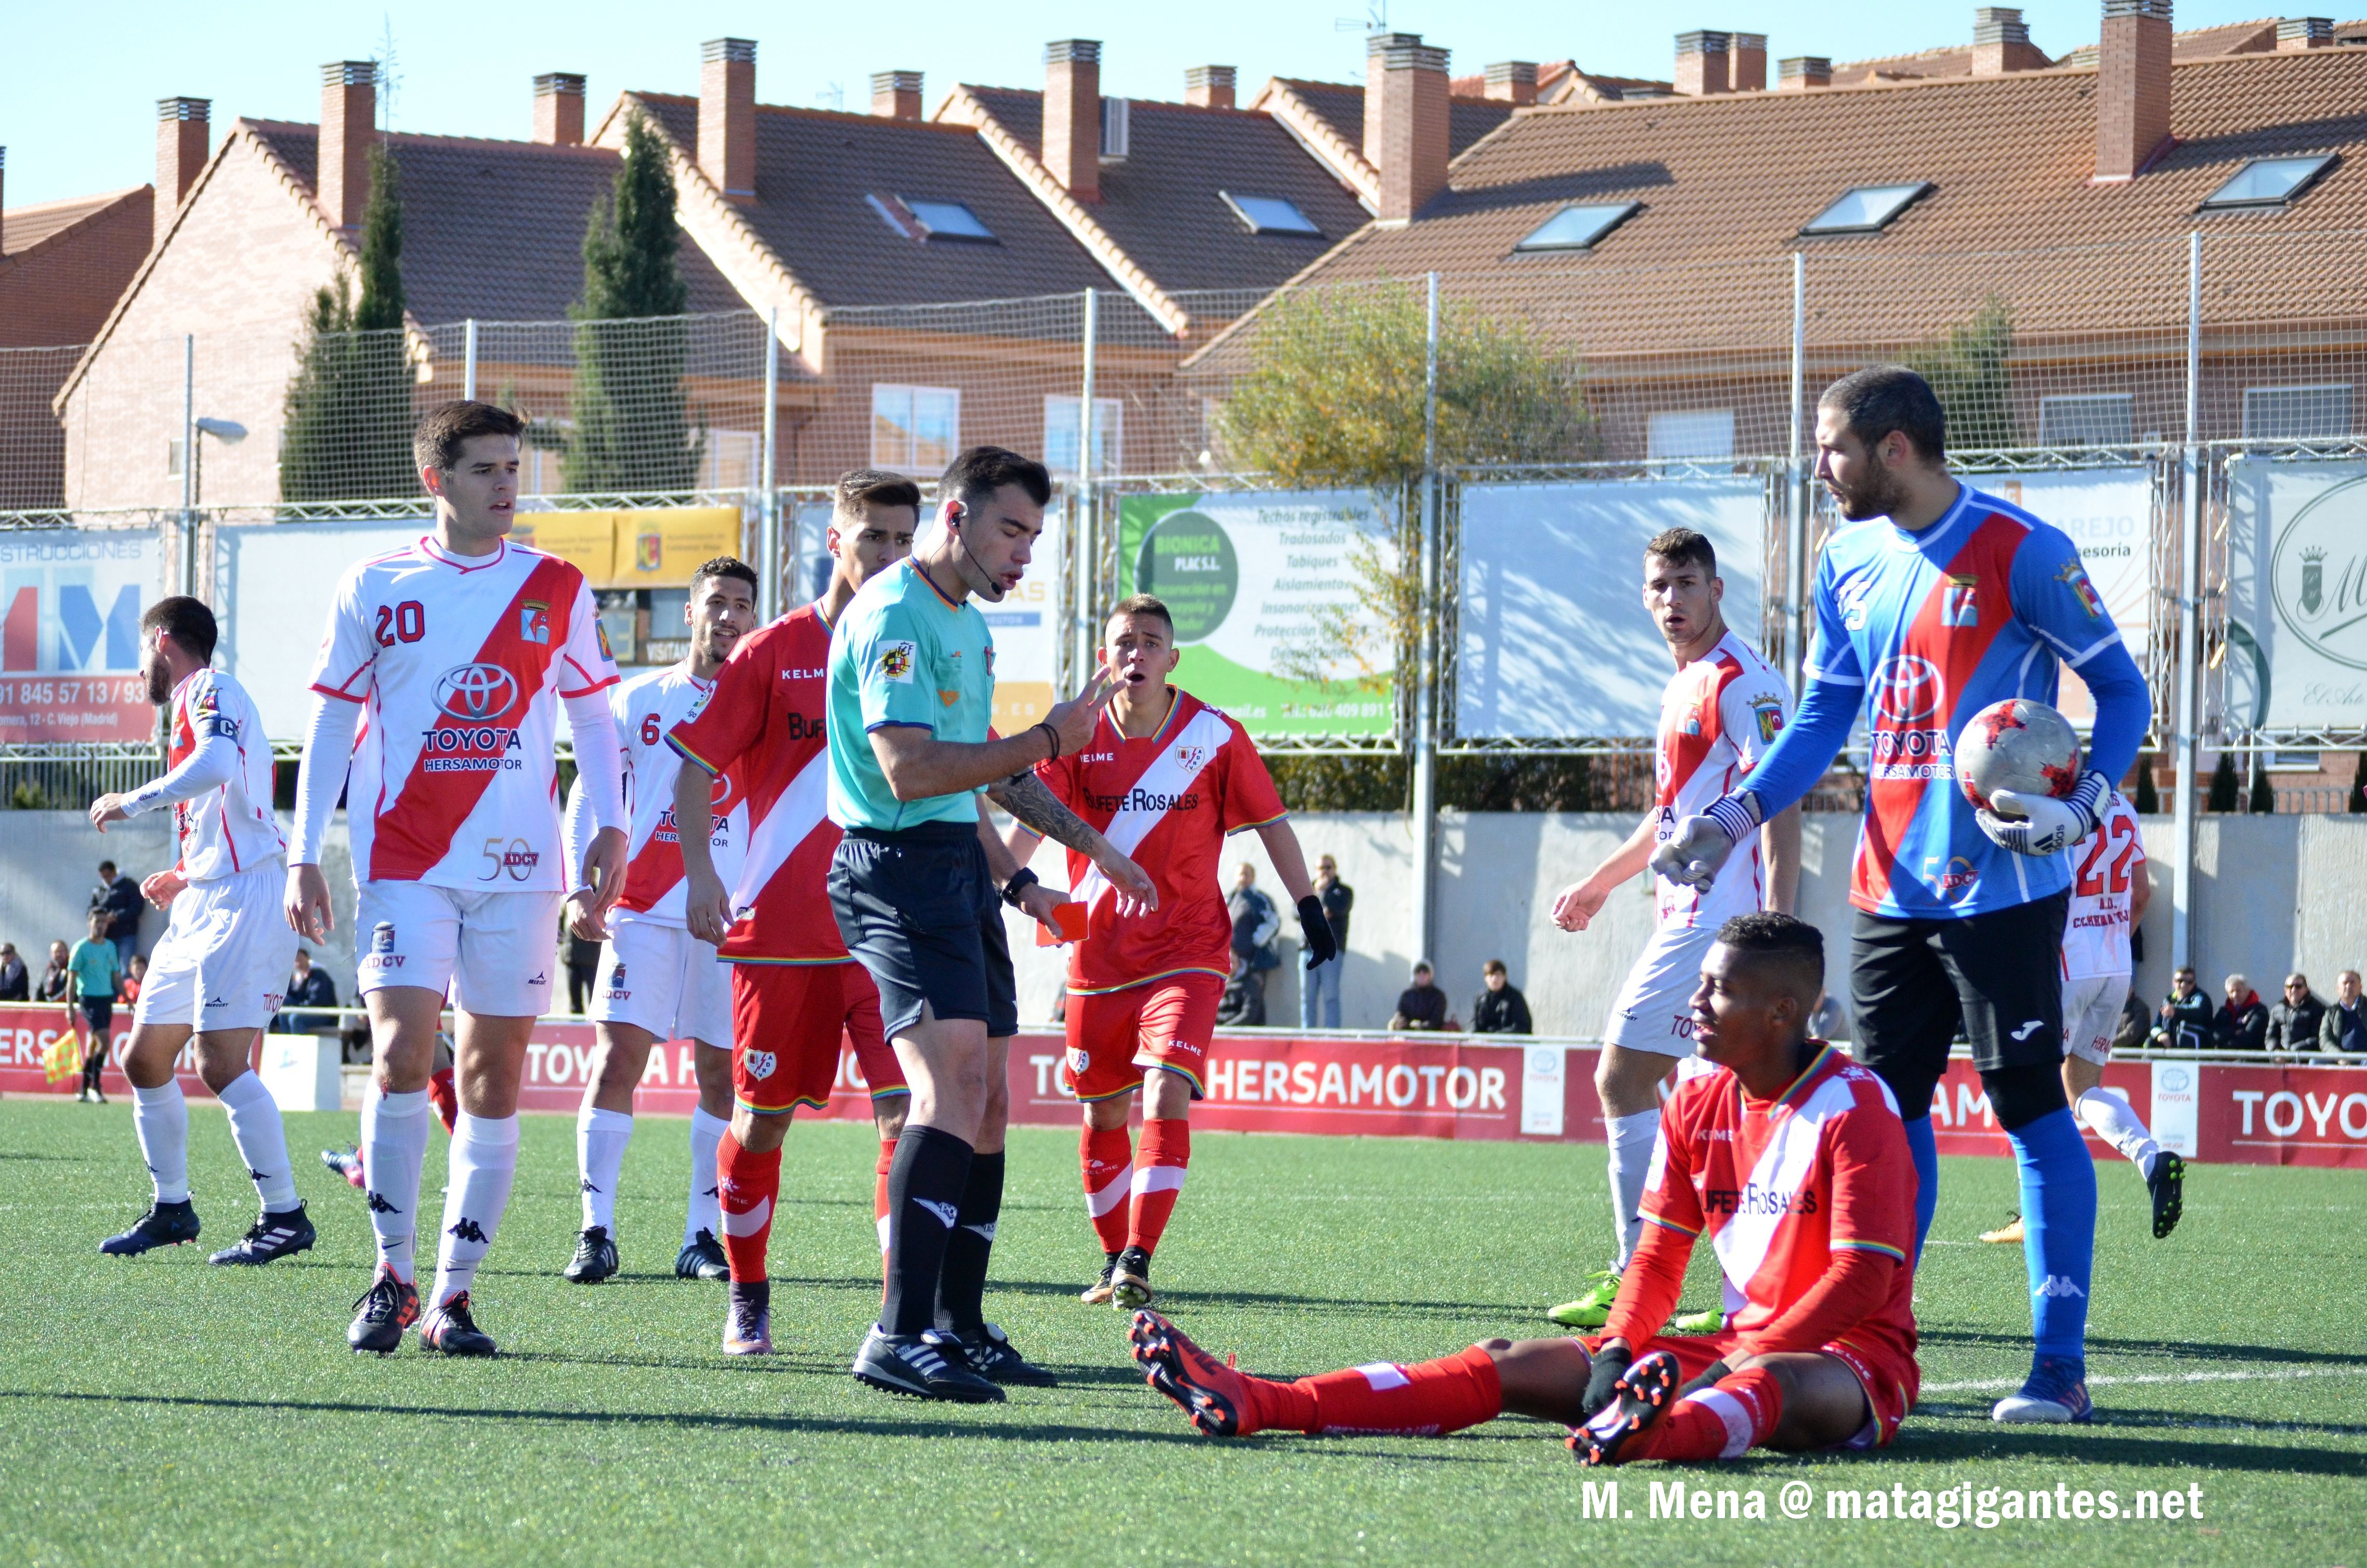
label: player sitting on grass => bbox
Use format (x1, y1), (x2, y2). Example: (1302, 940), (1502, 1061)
(1130, 911), (1921, 1466)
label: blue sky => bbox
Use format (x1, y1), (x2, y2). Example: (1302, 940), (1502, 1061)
(3, 1), (2296, 207)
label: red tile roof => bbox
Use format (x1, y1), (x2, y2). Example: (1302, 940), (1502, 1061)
(1272, 78), (1515, 163)
(1, 188), (146, 259)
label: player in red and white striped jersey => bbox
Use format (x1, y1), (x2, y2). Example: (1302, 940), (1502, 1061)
(286, 402), (629, 1360)
(1547, 528), (1800, 1330)
(1008, 593), (1328, 1312)
(88, 597), (310, 1265)
(665, 474), (920, 1355)
(556, 559), (759, 1287)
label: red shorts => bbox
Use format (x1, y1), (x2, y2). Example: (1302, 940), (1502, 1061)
(728, 960), (901, 1115)
(1063, 972), (1225, 1101)
(1579, 1330), (1917, 1449)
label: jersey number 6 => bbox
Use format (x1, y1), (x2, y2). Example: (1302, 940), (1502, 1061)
(641, 714), (662, 747)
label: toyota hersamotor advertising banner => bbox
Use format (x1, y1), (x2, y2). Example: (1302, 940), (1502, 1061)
(0, 528), (160, 743)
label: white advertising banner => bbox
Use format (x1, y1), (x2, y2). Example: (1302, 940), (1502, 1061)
(1456, 477), (1764, 740)
(0, 528), (162, 744)
(214, 521), (418, 740)
(1977, 468), (2153, 726)
(2226, 456), (2367, 733)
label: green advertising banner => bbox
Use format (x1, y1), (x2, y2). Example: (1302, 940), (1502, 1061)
(1115, 489), (1399, 739)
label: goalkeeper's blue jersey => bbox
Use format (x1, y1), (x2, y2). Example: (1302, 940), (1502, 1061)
(1793, 485), (2132, 920)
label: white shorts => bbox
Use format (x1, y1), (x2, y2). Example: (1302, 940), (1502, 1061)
(136, 859), (299, 1035)
(355, 880), (561, 1017)
(590, 911), (731, 1048)
(2061, 972), (2126, 1067)
(1605, 922), (1717, 1057)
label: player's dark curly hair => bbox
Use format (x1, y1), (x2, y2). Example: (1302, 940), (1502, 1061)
(1716, 911), (1825, 1000)
(140, 595), (217, 663)
(412, 400), (526, 474)
(1819, 365), (1946, 465)
(692, 556), (759, 594)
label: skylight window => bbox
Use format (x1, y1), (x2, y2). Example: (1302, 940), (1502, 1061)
(2200, 155), (2336, 211)
(866, 193), (998, 243)
(1800, 182), (1931, 235)
(1513, 201), (1642, 253)
(1220, 191), (1322, 236)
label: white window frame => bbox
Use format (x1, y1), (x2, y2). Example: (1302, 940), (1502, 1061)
(2037, 393), (2135, 447)
(1043, 395), (1123, 478)
(871, 384), (961, 474)
(2243, 383), (2353, 442)
(1646, 409), (1736, 461)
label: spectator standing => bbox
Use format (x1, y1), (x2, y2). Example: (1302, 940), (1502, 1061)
(1219, 864), (1279, 1027)
(1470, 959), (1532, 1035)
(67, 909), (123, 1102)
(566, 925), (602, 1016)
(2267, 973), (2327, 1052)
(2212, 974), (2268, 1051)
(90, 859), (141, 971)
(1390, 962), (1456, 1032)
(0, 943), (28, 1001)
(1300, 854), (1353, 1030)
(38, 940), (71, 1002)
(2151, 966), (2211, 1049)
(2321, 970), (2367, 1053)
(276, 948), (341, 1033)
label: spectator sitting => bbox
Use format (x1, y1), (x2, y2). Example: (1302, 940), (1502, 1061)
(2267, 972), (2326, 1053)
(338, 1017), (373, 1066)
(2113, 987), (2152, 1053)
(1390, 962), (1457, 1033)
(275, 947), (341, 1033)
(0, 942), (27, 1001)
(2151, 966), (2211, 1049)
(121, 954), (146, 1006)
(2212, 973), (2269, 1051)
(37, 940), (71, 1002)
(2322, 970), (2367, 1054)
(90, 858), (141, 972)
(1469, 959), (1532, 1035)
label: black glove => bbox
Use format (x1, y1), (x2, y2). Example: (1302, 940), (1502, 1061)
(1296, 896), (1338, 970)
(1580, 1342), (1633, 1418)
(1676, 1358), (1732, 1400)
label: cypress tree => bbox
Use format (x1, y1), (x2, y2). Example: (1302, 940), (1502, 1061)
(568, 111), (700, 491)
(2248, 755), (2276, 814)
(2350, 749), (2366, 813)
(2131, 748), (2160, 813)
(2207, 751), (2240, 813)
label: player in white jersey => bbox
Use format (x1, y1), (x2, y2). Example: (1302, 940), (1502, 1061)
(1544, 528), (1800, 1329)
(87, 597), (311, 1265)
(558, 558), (758, 1285)
(286, 401), (629, 1358)
(1984, 790), (2181, 1245)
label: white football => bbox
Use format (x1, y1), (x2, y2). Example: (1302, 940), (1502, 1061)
(1955, 698), (2081, 814)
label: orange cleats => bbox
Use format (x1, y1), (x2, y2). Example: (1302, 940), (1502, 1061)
(1129, 1310), (1259, 1438)
(1570, 1350), (1679, 1466)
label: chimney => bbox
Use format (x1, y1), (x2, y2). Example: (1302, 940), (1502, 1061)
(1730, 33), (1768, 91)
(1972, 8), (2050, 73)
(1044, 40), (1102, 201)
(2278, 17), (2333, 49)
(699, 37), (757, 203)
(1184, 64), (1236, 110)
(532, 73), (585, 145)
(1373, 33), (1450, 224)
(1777, 55), (1833, 89)
(1483, 60), (1539, 104)
(2095, 0), (2173, 181)
(871, 70), (924, 120)
(319, 61), (376, 231)
(1364, 31), (1422, 167)
(1675, 31), (1732, 96)
(155, 97), (210, 237)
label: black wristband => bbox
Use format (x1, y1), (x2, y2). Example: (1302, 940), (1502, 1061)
(1001, 867), (1041, 909)
(1032, 720), (1061, 762)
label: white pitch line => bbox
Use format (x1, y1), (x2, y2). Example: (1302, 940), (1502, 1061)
(1924, 1364), (2367, 1394)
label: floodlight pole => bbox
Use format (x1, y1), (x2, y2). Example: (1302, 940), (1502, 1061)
(180, 333), (197, 598)
(1409, 272), (1442, 973)
(760, 306), (782, 622)
(1786, 252), (1808, 696)
(2170, 232), (2203, 974)
(462, 318), (478, 402)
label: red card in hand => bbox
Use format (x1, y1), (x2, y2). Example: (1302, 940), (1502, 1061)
(1034, 901), (1088, 946)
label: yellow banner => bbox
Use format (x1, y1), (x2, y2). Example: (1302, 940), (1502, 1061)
(511, 513), (616, 584)
(511, 508), (744, 590)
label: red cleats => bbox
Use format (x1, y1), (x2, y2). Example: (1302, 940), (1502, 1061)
(1570, 1350), (1680, 1466)
(1129, 1310), (1261, 1438)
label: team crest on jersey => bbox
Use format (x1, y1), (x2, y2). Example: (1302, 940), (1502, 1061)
(2057, 561), (2106, 619)
(1751, 697), (1785, 745)
(881, 642), (915, 683)
(521, 600), (552, 644)
(1681, 708), (1704, 737)
(1175, 744), (1207, 772)
(1940, 574), (1980, 629)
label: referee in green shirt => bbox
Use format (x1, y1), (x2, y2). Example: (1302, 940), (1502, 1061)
(829, 445), (1156, 1401)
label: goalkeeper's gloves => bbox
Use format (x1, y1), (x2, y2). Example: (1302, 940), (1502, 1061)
(1296, 896), (1338, 971)
(1977, 768), (2110, 857)
(1580, 1341), (1634, 1418)
(1676, 1358), (1733, 1400)
(1647, 792), (1762, 891)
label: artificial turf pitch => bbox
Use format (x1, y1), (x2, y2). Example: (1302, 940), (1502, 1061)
(2, 1099), (2362, 1566)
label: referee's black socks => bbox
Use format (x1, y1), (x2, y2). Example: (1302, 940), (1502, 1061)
(883, 1126), (974, 1337)
(935, 1149), (1005, 1335)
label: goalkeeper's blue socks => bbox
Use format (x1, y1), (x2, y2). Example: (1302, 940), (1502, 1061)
(1903, 1115), (1940, 1270)
(2007, 1107), (2097, 1370)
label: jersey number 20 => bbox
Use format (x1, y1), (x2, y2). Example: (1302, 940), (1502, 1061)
(374, 601), (426, 647)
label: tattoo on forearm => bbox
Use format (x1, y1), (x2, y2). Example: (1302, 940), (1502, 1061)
(986, 771), (1107, 857)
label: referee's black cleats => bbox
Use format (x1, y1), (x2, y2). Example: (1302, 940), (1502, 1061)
(422, 1292), (498, 1357)
(676, 1228), (729, 1280)
(207, 1205), (315, 1265)
(951, 1322), (1060, 1387)
(100, 1199), (200, 1256)
(2148, 1152), (2186, 1239)
(348, 1266), (420, 1354)
(564, 1225), (619, 1283)
(1570, 1350), (1679, 1467)
(852, 1325), (1005, 1402)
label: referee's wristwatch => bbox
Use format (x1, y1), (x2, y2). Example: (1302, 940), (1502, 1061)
(1001, 867), (1041, 909)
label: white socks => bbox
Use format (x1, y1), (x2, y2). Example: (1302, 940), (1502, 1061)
(2075, 1087), (2162, 1178)
(686, 1107), (726, 1246)
(578, 1107), (633, 1233)
(215, 1070), (300, 1212)
(361, 1083), (432, 1283)
(1606, 1109), (1662, 1270)
(133, 1081), (190, 1204)
(433, 1112), (519, 1310)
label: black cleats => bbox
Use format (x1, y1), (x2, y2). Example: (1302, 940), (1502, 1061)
(421, 1291), (498, 1356)
(100, 1199), (200, 1256)
(1570, 1350), (1680, 1466)
(2149, 1151), (2186, 1239)
(564, 1225), (619, 1283)
(851, 1325), (1005, 1403)
(207, 1205), (315, 1265)
(949, 1321), (1059, 1387)
(1110, 1245), (1155, 1311)
(1080, 1252), (1121, 1304)
(348, 1266), (420, 1354)
(675, 1227), (728, 1281)
(724, 1280), (774, 1356)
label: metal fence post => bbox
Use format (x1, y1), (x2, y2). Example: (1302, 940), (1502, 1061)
(1786, 252), (1808, 695)
(462, 318), (478, 402)
(180, 333), (196, 598)
(760, 306), (782, 622)
(2171, 231), (2203, 974)
(1409, 272), (1442, 971)
(1073, 287), (1099, 689)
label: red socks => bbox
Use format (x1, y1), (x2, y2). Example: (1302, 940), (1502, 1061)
(1128, 1119), (1189, 1256)
(715, 1130), (780, 1284)
(1081, 1125), (1132, 1254)
(1286, 1346), (1503, 1436)
(428, 1067), (458, 1134)
(1624, 1365), (1786, 1462)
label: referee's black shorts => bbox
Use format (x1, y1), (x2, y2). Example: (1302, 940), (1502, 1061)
(828, 821), (1018, 1041)
(1848, 890), (2070, 1125)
